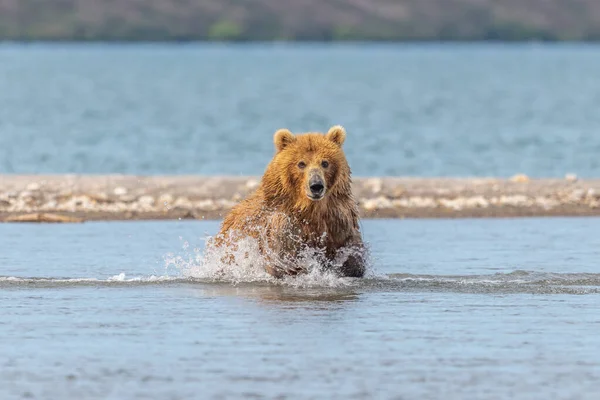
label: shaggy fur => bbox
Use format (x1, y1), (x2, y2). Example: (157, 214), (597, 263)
(209, 125), (366, 278)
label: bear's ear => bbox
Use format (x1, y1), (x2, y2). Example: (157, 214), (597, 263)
(325, 125), (346, 147)
(274, 129), (296, 152)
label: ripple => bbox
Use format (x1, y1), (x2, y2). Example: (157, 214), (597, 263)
(2, 271), (600, 295)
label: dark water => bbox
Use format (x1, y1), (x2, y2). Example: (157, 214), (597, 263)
(1, 217), (600, 399)
(1, 43), (600, 177)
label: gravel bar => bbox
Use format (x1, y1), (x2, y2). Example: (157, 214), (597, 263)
(1, 174), (599, 222)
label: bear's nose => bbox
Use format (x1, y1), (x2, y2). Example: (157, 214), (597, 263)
(310, 183), (324, 195)
(309, 175), (325, 197)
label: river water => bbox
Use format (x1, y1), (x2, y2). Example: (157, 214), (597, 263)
(1, 217), (599, 399)
(1, 43), (600, 177)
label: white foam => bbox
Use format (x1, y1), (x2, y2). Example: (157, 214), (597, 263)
(106, 273), (177, 282)
(0, 274), (179, 284)
(0, 276), (100, 283)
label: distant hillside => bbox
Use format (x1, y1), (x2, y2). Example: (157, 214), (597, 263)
(1, 0), (600, 41)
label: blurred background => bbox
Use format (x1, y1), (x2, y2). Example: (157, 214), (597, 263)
(1, 0), (599, 177)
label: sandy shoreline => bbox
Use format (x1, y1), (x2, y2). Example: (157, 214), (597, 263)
(1, 174), (599, 222)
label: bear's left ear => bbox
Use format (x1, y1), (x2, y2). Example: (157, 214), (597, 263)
(325, 125), (346, 147)
(274, 128), (296, 153)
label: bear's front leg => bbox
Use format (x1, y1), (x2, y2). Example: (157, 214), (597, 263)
(262, 213), (307, 278)
(340, 252), (366, 278)
(337, 232), (367, 278)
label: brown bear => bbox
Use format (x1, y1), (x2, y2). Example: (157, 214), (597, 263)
(208, 125), (367, 279)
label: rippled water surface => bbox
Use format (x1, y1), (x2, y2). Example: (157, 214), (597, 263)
(2, 43), (600, 177)
(1, 217), (600, 399)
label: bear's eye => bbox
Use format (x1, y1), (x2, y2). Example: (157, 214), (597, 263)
(321, 160), (329, 168)
(298, 161), (306, 169)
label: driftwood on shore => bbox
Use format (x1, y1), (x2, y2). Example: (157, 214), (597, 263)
(1, 174), (599, 223)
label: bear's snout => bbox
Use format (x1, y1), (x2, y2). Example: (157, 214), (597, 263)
(308, 173), (326, 200)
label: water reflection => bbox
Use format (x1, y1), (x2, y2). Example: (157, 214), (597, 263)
(180, 282), (361, 305)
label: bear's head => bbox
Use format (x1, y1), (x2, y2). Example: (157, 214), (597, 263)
(261, 125), (352, 210)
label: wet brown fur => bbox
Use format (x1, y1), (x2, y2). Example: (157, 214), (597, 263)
(208, 125), (366, 278)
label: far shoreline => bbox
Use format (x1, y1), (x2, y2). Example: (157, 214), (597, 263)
(2, 40), (600, 46)
(1, 175), (599, 223)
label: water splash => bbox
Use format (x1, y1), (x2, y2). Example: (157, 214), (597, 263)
(163, 232), (373, 289)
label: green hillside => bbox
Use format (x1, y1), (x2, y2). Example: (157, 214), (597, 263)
(1, 0), (600, 41)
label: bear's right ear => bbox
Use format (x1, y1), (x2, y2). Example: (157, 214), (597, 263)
(274, 129), (296, 153)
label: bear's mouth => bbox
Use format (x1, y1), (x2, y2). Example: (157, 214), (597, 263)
(307, 193), (325, 201)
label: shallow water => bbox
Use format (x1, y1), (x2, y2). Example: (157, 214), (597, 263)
(1, 217), (600, 399)
(1, 43), (600, 177)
